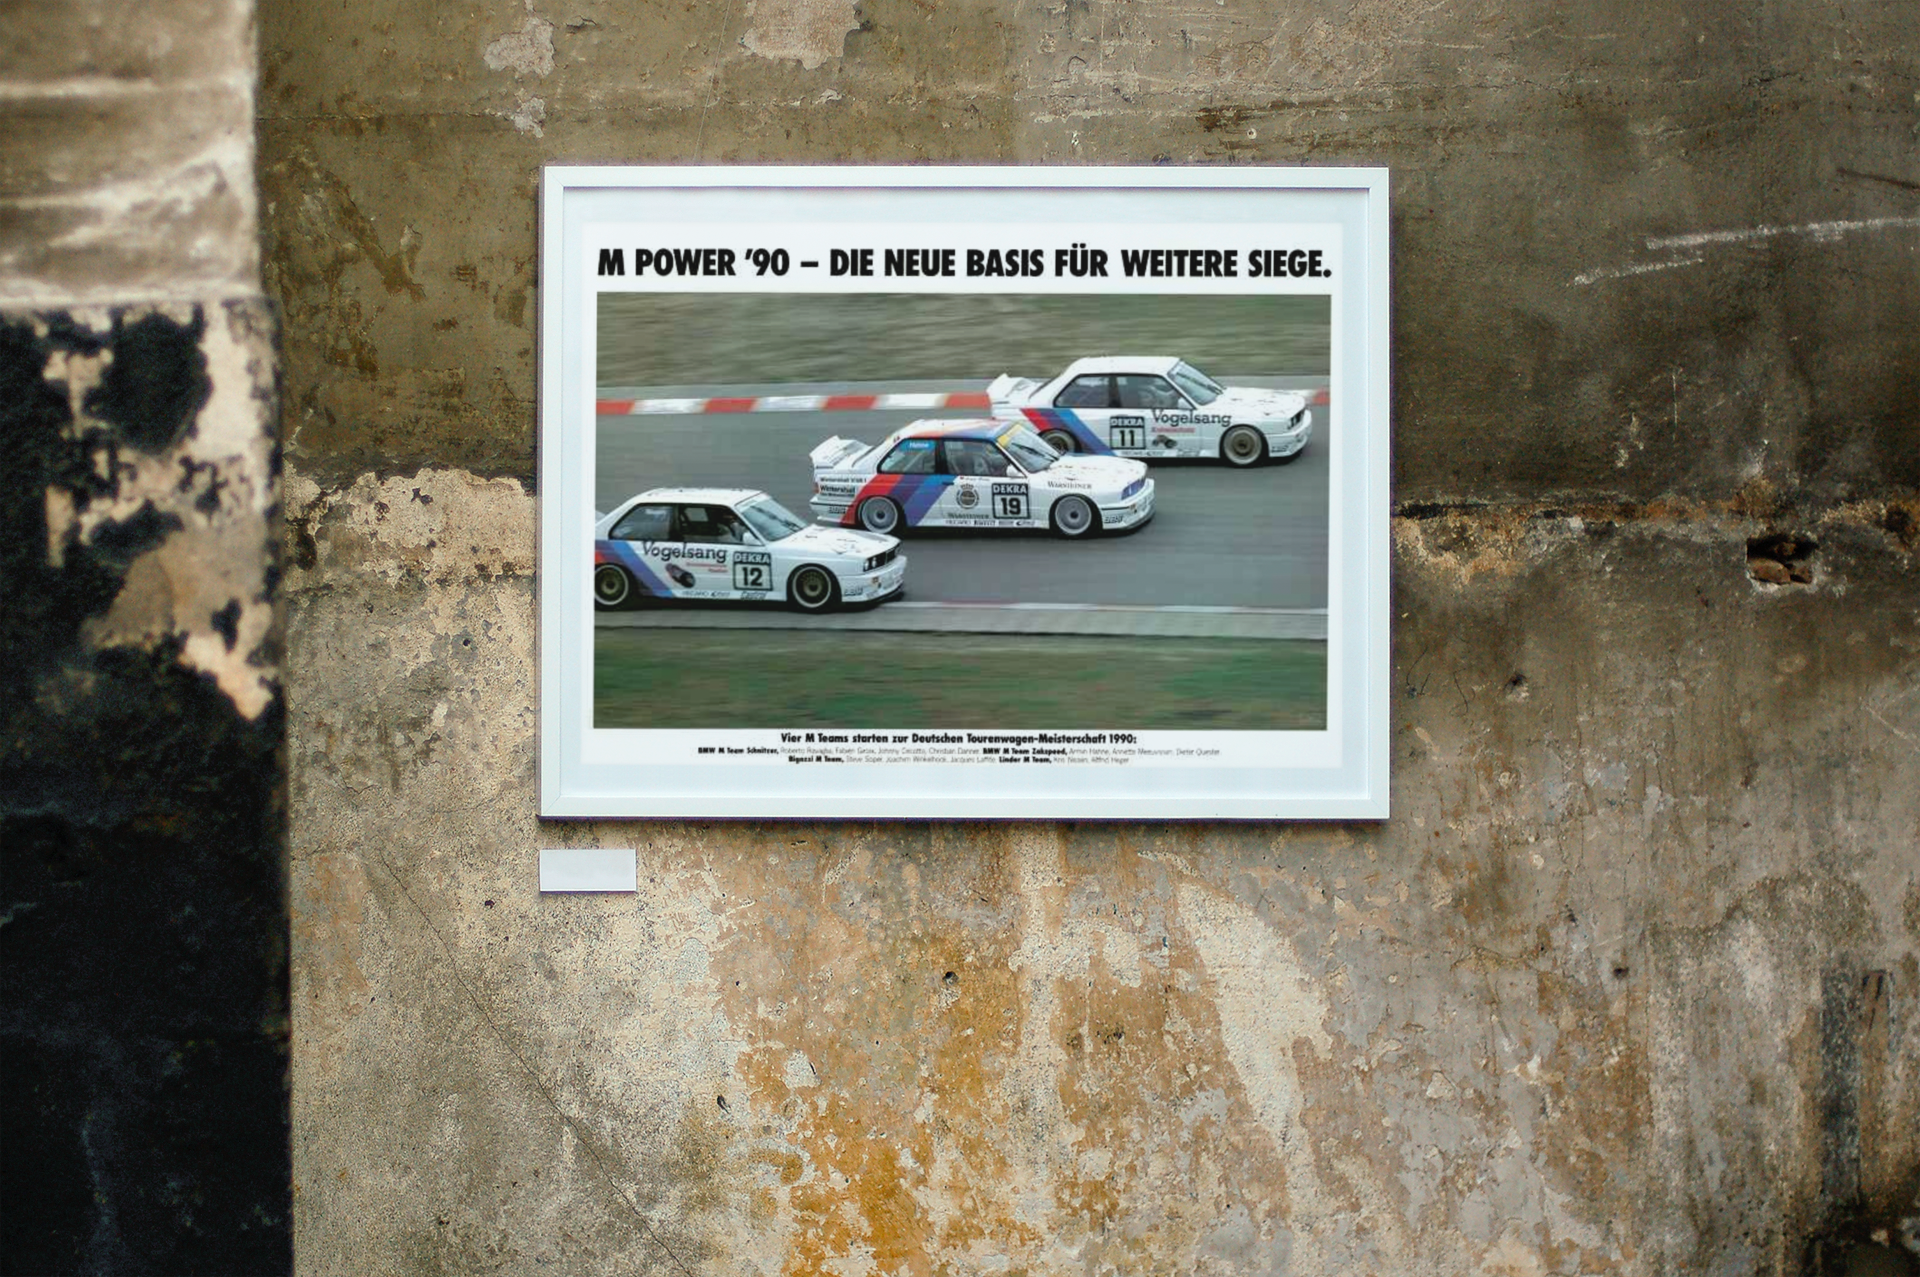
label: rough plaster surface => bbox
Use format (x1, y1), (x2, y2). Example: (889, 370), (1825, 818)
(259, 0), (1919, 498)
(258, 0), (1920, 1270)
(0, 0), (260, 304)
(285, 465), (1919, 1275)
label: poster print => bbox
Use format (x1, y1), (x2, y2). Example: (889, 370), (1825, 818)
(539, 167), (1389, 818)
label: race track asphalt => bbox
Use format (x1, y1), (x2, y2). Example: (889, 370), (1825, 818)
(595, 379), (1330, 612)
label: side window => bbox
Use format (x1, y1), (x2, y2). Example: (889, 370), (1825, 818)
(1054, 376), (1112, 409)
(1116, 375), (1186, 410)
(879, 439), (938, 475)
(610, 504), (671, 542)
(942, 439), (1012, 477)
(676, 505), (746, 543)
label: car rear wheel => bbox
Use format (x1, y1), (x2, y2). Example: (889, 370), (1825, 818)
(857, 496), (902, 534)
(1221, 424), (1266, 467)
(1051, 495), (1098, 539)
(594, 564), (635, 609)
(1040, 428), (1077, 455)
(788, 565), (839, 613)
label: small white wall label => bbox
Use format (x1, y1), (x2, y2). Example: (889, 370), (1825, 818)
(538, 848), (638, 893)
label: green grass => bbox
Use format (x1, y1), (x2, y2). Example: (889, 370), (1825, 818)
(594, 629), (1326, 731)
(598, 293), (1329, 387)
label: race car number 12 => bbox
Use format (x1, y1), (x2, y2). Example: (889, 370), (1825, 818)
(732, 553), (772, 591)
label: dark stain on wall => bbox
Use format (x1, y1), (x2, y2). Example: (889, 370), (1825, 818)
(0, 312), (289, 1276)
(87, 309), (212, 453)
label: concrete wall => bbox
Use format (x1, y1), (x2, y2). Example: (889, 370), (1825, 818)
(258, 1), (1920, 1275)
(0, 0), (289, 1271)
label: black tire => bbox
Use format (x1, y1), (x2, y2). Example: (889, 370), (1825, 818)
(1221, 424), (1266, 467)
(1040, 428), (1077, 455)
(1051, 494), (1099, 539)
(857, 496), (902, 534)
(788, 565), (839, 613)
(594, 563), (635, 610)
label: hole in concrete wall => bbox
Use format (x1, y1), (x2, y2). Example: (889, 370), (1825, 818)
(943, 970), (958, 986)
(1748, 532), (1818, 585)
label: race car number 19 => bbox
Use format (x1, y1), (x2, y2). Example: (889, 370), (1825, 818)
(991, 484), (1029, 520)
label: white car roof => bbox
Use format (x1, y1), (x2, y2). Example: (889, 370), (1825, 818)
(625, 487), (766, 506)
(1056, 355), (1183, 377)
(877, 418), (1015, 446)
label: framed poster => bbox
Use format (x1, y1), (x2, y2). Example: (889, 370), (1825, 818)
(539, 166), (1389, 819)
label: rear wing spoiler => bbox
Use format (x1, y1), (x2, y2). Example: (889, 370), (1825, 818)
(987, 373), (1039, 408)
(809, 436), (870, 470)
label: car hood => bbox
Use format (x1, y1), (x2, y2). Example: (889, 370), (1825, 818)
(1212, 385), (1308, 417)
(1043, 454), (1150, 486)
(777, 525), (899, 558)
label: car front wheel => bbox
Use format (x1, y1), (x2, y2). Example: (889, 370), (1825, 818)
(788, 565), (839, 613)
(1221, 424), (1266, 467)
(857, 496), (902, 534)
(1051, 495), (1098, 539)
(594, 564), (635, 609)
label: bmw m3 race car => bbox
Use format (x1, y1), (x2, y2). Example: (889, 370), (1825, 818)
(809, 420), (1153, 539)
(988, 356), (1314, 466)
(594, 488), (905, 612)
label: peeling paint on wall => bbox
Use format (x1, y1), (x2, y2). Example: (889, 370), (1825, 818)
(31, 304), (279, 718)
(743, 0), (860, 70)
(484, 3), (555, 78)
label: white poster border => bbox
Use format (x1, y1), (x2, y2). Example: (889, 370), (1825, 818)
(539, 166), (1390, 819)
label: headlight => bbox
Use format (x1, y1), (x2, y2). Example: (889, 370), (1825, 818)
(863, 551), (892, 571)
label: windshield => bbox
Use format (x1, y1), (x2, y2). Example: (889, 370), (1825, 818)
(997, 426), (1059, 472)
(735, 495), (809, 542)
(1169, 361), (1224, 406)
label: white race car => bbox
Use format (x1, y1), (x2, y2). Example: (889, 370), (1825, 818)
(809, 419), (1153, 539)
(988, 356), (1314, 466)
(594, 487), (905, 612)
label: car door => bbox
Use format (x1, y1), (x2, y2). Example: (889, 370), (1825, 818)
(1115, 373), (1197, 457)
(941, 439), (1034, 528)
(668, 503), (750, 596)
(604, 502), (677, 596)
(1043, 373), (1118, 453)
(869, 437), (944, 528)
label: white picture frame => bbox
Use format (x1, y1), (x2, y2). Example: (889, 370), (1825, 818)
(539, 165), (1390, 819)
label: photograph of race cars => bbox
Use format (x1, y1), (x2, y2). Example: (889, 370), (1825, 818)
(594, 292), (1330, 731)
(809, 419), (1154, 537)
(989, 356), (1314, 465)
(594, 487), (904, 612)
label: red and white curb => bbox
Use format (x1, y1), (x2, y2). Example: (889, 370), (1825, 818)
(596, 390), (993, 416)
(595, 386), (1330, 416)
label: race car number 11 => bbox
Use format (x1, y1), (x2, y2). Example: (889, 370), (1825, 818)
(991, 484), (1030, 519)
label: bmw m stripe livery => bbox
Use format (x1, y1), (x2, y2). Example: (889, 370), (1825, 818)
(989, 356), (1313, 466)
(809, 420), (1153, 539)
(593, 487), (905, 612)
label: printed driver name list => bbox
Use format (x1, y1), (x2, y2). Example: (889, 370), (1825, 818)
(681, 732), (1223, 766)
